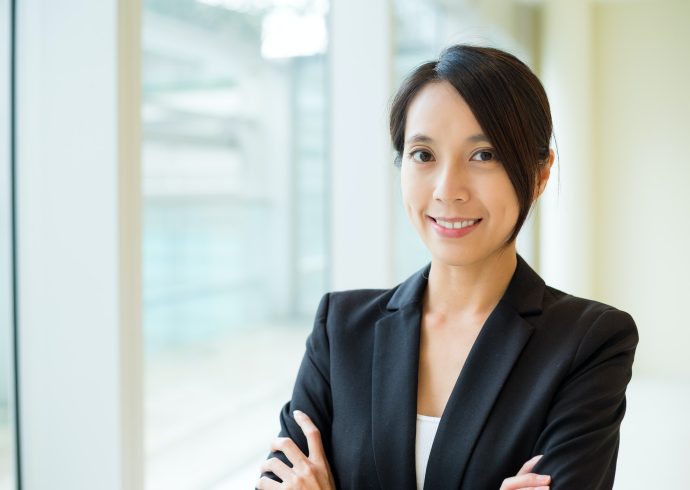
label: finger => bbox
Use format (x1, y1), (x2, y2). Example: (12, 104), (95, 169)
(500, 473), (551, 490)
(517, 455), (543, 476)
(260, 457), (293, 482)
(515, 487), (549, 490)
(270, 437), (307, 467)
(293, 410), (326, 464)
(255, 475), (281, 489)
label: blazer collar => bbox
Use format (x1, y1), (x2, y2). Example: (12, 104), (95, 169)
(385, 253), (545, 315)
(372, 254), (544, 490)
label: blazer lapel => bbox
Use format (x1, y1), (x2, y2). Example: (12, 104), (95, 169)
(371, 264), (429, 490)
(370, 256), (544, 490)
(372, 304), (421, 490)
(421, 303), (535, 489)
(423, 255), (544, 489)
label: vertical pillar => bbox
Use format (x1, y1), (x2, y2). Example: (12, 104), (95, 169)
(538, 0), (593, 298)
(16, 0), (143, 488)
(329, 0), (395, 290)
(0, 0), (11, 412)
(0, 0), (18, 486)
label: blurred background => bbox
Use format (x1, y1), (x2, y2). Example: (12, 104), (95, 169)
(1, 0), (689, 488)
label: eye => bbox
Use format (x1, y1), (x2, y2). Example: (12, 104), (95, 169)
(470, 149), (496, 162)
(408, 149), (434, 163)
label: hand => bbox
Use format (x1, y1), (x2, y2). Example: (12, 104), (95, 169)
(499, 454), (551, 490)
(257, 410), (336, 489)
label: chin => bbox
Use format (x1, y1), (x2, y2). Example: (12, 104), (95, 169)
(429, 249), (483, 268)
(428, 243), (515, 269)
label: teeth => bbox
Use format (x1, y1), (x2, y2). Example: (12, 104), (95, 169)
(435, 218), (478, 230)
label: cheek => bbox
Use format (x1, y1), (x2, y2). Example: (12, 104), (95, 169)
(399, 166), (418, 210)
(482, 175), (520, 223)
(400, 169), (429, 230)
(497, 183), (521, 223)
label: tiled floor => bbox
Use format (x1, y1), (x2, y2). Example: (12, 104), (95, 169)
(145, 323), (310, 490)
(0, 412), (15, 490)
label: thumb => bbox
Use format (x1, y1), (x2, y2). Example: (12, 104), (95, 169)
(516, 454), (543, 476)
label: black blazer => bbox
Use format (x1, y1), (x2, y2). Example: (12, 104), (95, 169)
(262, 255), (638, 489)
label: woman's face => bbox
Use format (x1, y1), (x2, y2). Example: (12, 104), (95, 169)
(400, 80), (520, 268)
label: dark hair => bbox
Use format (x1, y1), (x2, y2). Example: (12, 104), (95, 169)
(389, 44), (552, 243)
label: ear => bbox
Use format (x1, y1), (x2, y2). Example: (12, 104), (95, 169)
(533, 149), (554, 201)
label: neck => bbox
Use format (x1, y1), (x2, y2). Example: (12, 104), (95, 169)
(424, 246), (518, 319)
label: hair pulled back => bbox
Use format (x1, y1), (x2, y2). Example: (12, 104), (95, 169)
(389, 45), (553, 243)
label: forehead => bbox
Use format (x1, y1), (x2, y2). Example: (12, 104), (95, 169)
(404, 80), (483, 145)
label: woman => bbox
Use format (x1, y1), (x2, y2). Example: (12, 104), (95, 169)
(256, 45), (638, 490)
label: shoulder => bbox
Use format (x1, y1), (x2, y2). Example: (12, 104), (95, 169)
(327, 287), (393, 310)
(318, 286), (397, 327)
(536, 285), (639, 367)
(541, 284), (637, 332)
(316, 262), (430, 329)
(304, 287), (399, 357)
(506, 255), (637, 345)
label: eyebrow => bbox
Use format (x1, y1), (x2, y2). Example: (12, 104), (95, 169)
(404, 132), (490, 145)
(466, 133), (490, 143)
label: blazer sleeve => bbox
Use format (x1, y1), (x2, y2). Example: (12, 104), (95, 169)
(259, 292), (334, 484)
(531, 308), (639, 489)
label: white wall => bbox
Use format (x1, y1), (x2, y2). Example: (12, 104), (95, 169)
(592, 0), (690, 379)
(495, 0), (690, 380)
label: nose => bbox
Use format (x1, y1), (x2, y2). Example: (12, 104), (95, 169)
(432, 161), (470, 203)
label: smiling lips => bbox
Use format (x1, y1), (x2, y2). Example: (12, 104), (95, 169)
(427, 215), (482, 237)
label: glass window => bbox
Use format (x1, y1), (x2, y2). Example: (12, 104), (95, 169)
(0, 0), (18, 487)
(141, 0), (329, 488)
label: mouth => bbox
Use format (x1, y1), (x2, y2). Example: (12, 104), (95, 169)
(428, 216), (482, 230)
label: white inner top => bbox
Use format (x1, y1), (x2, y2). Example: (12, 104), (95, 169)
(415, 413), (442, 490)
